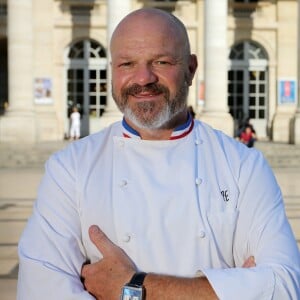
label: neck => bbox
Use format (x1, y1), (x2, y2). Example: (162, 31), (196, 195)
(125, 110), (189, 140)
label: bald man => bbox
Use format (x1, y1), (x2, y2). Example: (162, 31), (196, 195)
(18, 8), (300, 300)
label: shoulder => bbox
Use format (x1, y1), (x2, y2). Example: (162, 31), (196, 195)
(48, 121), (122, 168)
(194, 119), (265, 169)
(194, 120), (276, 199)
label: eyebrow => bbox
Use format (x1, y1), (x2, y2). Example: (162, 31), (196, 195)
(114, 52), (180, 61)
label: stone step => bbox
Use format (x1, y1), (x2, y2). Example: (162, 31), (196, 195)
(0, 140), (299, 168)
(0, 141), (68, 168)
(255, 141), (300, 168)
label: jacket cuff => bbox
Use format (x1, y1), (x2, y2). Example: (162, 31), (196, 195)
(202, 266), (274, 300)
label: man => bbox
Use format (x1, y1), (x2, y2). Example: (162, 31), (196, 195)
(17, 8), (300, 299)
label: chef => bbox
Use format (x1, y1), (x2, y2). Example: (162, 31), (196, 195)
(17, 8), (300, 300)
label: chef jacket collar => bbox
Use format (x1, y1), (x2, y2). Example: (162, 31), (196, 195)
(122, 113), (194, 140)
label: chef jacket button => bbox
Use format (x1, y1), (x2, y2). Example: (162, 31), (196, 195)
(122, 234), (131, 243)
(195, 139), (203, 145)
(119, 140), (125, 147)
(195, 178), (202, 185)
(119, 179), (128, 187)
(195, 270), (205, 277)
(198, 231), (206, 238)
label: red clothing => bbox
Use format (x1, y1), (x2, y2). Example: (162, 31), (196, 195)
(240, 131), (253, 143)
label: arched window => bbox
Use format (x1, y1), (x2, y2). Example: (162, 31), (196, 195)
(66, 39), (107, 137)
(68, 40), (106, 59)
(229, 40), (267, 60)
(228, 41), (268, 137)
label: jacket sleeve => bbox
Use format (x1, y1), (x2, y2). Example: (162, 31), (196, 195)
(202, 149), (300, 300)
(17, 150), (95, 299)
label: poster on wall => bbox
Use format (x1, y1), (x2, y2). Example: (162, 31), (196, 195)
(278, 78), (297, 105)
(34, 78), (53, 104)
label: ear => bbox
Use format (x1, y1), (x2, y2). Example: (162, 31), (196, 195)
(187, 54), (198, 86)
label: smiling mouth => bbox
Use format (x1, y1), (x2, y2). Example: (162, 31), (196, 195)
(130, 83), (163, 94)
(122, 83), (169, 102)
(132, 92), (162, 101)
(135, 92), (159, 97)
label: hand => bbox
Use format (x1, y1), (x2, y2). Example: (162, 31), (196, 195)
(242, 256), (256, 268)
(81, 225), (136, 299)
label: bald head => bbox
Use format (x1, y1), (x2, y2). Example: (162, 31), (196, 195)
(109, 8), (198, 133)
(110, 8), (191, 57)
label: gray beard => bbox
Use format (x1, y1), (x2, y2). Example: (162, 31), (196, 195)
(123, 101), (185, 130)
(113, 80), (189, 130)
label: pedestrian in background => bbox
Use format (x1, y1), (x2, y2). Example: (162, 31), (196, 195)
(239, 124), (257, 147)
(69, 106), (81, 140)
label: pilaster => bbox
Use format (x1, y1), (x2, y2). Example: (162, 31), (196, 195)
(199, 0), (233, 136)
(100, 0), (131, 128)
(292, 0), (300, 144)
(0, 0), (36, 143)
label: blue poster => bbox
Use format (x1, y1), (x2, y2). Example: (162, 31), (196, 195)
(278, 79), (297, 104)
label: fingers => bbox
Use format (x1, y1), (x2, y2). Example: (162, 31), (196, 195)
(242, 256), (256, 268)
(88, 225), (116, 256)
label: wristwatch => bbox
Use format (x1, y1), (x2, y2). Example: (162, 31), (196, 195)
(120, 272), (147, 300)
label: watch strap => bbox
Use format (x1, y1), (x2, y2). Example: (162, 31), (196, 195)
(128, 272), (147, 287)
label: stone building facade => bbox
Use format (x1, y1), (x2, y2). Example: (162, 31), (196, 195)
(0, 0), (300, 143)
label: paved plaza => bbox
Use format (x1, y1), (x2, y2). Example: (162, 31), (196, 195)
(0, 140), (299, 299)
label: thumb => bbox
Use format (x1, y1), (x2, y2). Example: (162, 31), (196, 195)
(88, 225), (115, 256)
(242, 256), (256, 268)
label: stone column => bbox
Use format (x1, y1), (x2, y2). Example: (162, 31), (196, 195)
(199, 0), (233, 136)
(293, 0), (300, 144)
(0, 0), (36, 143)
(100, 0), (131, 128)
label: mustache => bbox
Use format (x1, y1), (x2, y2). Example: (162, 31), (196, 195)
(122, 83), (170, 97)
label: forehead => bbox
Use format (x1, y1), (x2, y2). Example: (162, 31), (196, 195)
(110, 12), (184, 58)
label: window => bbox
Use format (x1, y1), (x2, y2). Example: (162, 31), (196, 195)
(0, 4), (7, 16)
(66, 39), (107, 136)
(228, 41), (268, 137)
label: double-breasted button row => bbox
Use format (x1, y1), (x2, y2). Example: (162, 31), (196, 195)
(122, 234), (131, 243)
(121, 232), (206, 243)
(119, 179), (128, 187)
(195, 139), (203, 145)
(198, 230), (206, 238)
(195, 138), (203, 187)
(195, 178), (203, 185)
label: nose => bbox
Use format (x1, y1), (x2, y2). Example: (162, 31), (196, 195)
(133, 63), (158, 86)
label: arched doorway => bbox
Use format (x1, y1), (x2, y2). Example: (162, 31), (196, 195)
(228, 40), (268, 138)
(65, 39), (107, 137)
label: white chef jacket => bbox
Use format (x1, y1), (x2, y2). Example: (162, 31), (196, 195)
(17, 120), (300, 299)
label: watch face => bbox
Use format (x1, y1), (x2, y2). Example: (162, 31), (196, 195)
(121, 286), (143, 300)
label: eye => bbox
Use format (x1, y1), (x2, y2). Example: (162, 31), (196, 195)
(155, 60), (170, 65)
(119, 61), (133, 68)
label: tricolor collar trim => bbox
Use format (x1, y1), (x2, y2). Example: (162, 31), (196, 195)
(122, 113), (194, 140)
